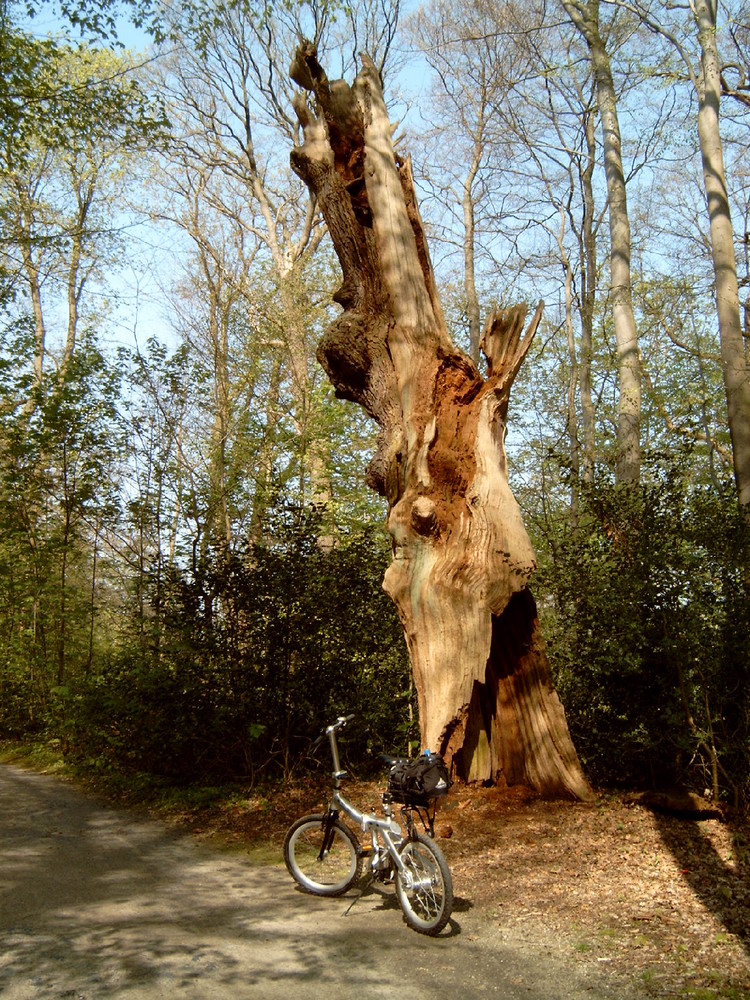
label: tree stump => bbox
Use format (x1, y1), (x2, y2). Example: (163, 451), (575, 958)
(290, 44), (592, 800)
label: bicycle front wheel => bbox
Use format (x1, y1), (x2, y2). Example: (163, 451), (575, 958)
(395, 832), (453, 935)
(284, 813), (362, 897)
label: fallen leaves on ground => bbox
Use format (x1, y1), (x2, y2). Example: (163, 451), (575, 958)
(439, 785), (749, 998)
(163, 779), (750, 998)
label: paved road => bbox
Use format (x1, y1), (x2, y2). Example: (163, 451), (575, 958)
(0, 764), (637, 999)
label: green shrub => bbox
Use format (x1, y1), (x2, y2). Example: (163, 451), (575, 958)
(67, 505), (416, 784)
(539, 463), (750, 807)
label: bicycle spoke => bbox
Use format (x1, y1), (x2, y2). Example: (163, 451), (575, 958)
(395, 834), (453, 934)
(403, 849), (442, 920)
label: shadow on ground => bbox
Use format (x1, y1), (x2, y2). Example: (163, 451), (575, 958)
(653, 809), (750, 958)
(0, 764), (641, 999)
(0, 764), (460, 998)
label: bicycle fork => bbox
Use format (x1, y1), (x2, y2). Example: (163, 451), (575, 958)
(316, 809), (341, 861)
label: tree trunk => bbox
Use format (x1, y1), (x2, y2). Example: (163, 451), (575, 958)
(579, 102), (598, 482)
(556, 207), (581, 524)
(563, 0), (641, 485)
(278, 276), (333, 512)
(14, 181), (46, 389)
(463, 138), (483, 365)
(693, 0), (750, 517)
(289, 44), (591, 800)
(63, 168), (96, 372)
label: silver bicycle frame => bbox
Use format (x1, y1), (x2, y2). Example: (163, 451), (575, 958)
(325, 721), (411, 879)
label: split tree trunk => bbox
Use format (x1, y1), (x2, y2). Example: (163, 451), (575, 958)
(289, 45), (591, 800)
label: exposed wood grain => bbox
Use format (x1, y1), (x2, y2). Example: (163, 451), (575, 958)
(290, 44), (591, 801)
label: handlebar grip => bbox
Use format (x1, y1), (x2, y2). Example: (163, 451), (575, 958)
(330, 714), (355, 730)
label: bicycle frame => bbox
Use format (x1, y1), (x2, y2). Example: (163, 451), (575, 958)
(285, 714), (454, 934)
(320, 720), (412, 880)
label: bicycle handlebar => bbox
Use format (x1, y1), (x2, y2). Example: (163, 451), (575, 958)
(330, 713), (356, 730)
(309, 714), (355, 754)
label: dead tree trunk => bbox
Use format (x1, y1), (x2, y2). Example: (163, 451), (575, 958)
(289, 45), (592, 800)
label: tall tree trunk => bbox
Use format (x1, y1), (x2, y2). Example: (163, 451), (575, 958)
(278, 276), (333, 511)
(600, 0), (750, 515)
(63, 169), (95, 371)
(463, 139), (483, 365)
(693, 0), (750, 517)
(289, 45), (591, 800)
(206, 288), (233, 555)
(65, 229), (82, 370)
(250, 352), (283, 540)
(579, 103), (598, 482)
(14, 182), (46, 388)
(563, 0), (641, 485)
(557, 210), (581, 525)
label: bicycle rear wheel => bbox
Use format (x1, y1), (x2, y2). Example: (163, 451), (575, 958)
(395, 832), (453, 935)
(284, 813), (362, 897)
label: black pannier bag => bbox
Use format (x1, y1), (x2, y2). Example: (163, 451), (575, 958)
(387, 753), (452, 805)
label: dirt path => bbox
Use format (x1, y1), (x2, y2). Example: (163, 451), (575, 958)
(0, 764), (644, 1000)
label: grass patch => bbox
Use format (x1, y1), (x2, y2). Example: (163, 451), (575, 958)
(598, 927), (619, 939)
(684, 990), (749, 1000)
(155, 784), (243, 813)
(0, 738), (71, 775)
(244, 842), (284, 866)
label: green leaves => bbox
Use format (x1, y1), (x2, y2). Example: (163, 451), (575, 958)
(0, 332), (125, 735)
(1, 23), (168, 176)
(540, 460), (750, 805)
(66, 505), (414, 783)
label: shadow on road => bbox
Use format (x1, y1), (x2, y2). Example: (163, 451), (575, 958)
(0, 764), (449, 997)
(0, 764), (640, 999)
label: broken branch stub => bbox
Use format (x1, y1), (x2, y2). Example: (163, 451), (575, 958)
(289, 45), (591, 801)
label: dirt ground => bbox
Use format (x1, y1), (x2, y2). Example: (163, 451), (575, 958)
(0, 763), (651, 1000)
(169, 779), (750, 999)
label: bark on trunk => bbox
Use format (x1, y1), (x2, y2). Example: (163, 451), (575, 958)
(15, 182), (46, 388)
(563, 0), (641, 486)
(63, 170), (96, 372)
(693, 0), (750, 517)
(463, 139), (483, 365)
(579, 104), (598, 483)
(289, 45), (591, 800)
(557, 210), (581, 525)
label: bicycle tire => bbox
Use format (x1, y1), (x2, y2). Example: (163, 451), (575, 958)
(283, 813), (362, 897)
(395, 832), (453, 935)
